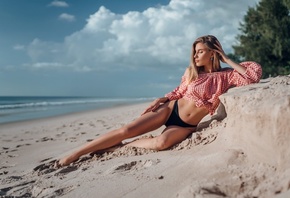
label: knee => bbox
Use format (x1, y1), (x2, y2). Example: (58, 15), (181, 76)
(154, 136), (170, 151)
(117, 126), (131, 138)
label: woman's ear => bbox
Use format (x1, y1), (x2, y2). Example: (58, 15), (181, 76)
(210, 52), (214, 60)
(210, 51), (215, 58)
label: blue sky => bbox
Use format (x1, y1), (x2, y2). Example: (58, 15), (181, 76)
(0, 0), (259, 97)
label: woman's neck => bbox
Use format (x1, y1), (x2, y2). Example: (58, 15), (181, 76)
(203, 64), (213, 73)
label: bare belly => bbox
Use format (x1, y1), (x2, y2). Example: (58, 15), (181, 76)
(174, 98), (209, 125)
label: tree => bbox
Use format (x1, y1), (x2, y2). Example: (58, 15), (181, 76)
(233, 0), (290, 78)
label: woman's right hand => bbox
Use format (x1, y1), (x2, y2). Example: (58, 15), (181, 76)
(141, 97), (169, 115)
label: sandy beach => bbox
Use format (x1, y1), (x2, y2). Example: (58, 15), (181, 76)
(1, 75), (290, 198)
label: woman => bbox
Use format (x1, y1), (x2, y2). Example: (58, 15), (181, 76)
(56, 35), (262, 167)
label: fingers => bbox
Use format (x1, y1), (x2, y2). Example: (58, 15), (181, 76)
(214, 43), (222, 51)
(214, 44), (226, 54)
(141, 104), (159, 115)
(148, 105), (158, 112)
(213, 44), (227, 63)
(141, 109), (149, 115)
(141, 107), (150, 115)
(141, 106), (154, 115)
(215, 40), (222, 48)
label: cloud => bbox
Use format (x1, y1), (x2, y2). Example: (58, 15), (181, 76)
(48, 0), (69, 7)
(13, 45), (25, 50)
(58, 13), (75, 22)
(25, 62), (66, 69)
(26, 0), (260, 72)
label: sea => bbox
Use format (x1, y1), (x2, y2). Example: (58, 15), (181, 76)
(0, 96), (154, 124)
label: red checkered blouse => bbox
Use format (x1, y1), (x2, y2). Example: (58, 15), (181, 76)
(165, 61), (262, 115)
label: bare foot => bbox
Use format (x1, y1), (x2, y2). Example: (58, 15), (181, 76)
(54, 154), (80, 168)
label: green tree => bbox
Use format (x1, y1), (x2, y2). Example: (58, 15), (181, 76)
(233, 0), (290, 78)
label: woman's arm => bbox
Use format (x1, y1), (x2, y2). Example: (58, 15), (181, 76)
(214, 41), (262, 85)
(222, 57), (246, 74)
(214, 42), (246, 74)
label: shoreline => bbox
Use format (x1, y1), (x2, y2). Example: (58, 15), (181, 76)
(0, 101), (150, 129)
(0, 96), (154, 125)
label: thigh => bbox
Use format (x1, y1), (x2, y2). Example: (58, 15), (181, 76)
(157, 126), (195, 149)
(123, 102), (174, 138)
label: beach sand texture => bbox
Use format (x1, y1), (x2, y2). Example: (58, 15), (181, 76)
(1, 75), (290, 198)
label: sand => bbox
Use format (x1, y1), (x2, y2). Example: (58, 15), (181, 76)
(1, 75), (290, 198)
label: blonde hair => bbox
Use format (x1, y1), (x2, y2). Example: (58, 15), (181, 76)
(187, 35), (222, 83)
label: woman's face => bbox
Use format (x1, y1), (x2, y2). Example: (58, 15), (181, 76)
(193, 42), (213, 67)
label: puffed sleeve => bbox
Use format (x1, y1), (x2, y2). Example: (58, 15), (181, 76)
(165, 69), (188, 101)
(228, 61), (262, 86)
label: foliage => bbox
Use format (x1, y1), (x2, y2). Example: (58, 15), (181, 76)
(233, 0), (290, 78)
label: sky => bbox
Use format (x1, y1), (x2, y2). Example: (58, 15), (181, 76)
(0, 0), (260, 97)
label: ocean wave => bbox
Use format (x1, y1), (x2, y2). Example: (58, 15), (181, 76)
(0, 97), (154, 110)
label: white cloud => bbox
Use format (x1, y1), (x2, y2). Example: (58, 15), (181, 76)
(49, 0), (69, 7)
(26, 0), (260, 72)
(13, 44), (25, 50)
(59, 13), (75, 22)
(26, 62), (65, 69)
(26, 38), (63, 63)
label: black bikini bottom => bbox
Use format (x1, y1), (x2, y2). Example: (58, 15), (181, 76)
(165, 100), (197, 128)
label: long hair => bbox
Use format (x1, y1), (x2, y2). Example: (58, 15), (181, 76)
(187, 35), (222, 83)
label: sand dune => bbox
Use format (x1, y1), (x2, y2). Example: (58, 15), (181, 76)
(1, 75), (290, 198)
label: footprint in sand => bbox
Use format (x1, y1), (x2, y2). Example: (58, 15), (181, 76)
(0, 170), (9, 175)
(65, 137), (77, 142)
(2, 147), (18, 153)
(1, 175), (23, 184)
(105, 159), (161, 174)
(76, 132), (86, 136)
(104, 161), (138, 174)
(16, 143), (31, 148)
(32, 185), (74, 198)
(115, 161), (138, 171)
(56, 131), (66, 137)
(89, 122), (96, 127)
(96, 120), (111, 129)
(8, 154), (19, 158)
(200, 185), (227, 197)
(192, 132), (217, 146)
(36, 137), (54, 142)
(0, 179), (36, 197)
(54, 166), (78, 176)
(33, 160), (58, 175)
(86, 139), (94, 142)
(34, 160), (79, 177)
(51, 186), (74, 197)
(172, 132), (217, 150)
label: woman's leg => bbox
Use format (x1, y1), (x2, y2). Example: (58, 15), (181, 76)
(57, 102), (174, 167)
(125, 126), (195, 150)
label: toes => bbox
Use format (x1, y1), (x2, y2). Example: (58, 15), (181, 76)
(54, 160), (62, 169)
